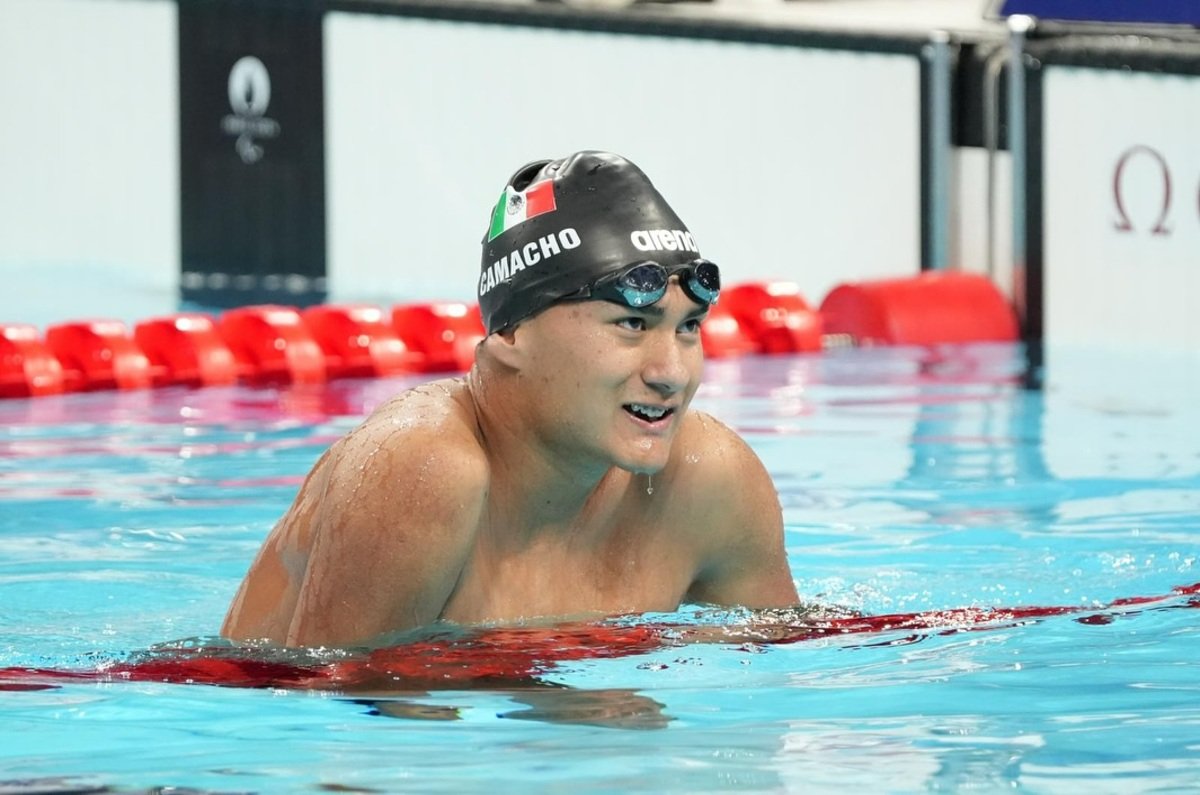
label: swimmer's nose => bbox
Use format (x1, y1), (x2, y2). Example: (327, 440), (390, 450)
(642, 332), (691, 397)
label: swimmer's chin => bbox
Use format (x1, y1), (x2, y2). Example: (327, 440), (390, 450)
(614, 463), (662, 475)
(617, 459), (669, 477)
(613, 441), (674, 476)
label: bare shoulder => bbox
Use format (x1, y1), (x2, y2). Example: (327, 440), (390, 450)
(670, 410), (776, 510)
(279, 378), (490, 643)
(323, 377), (488, 522)
(670, 410), (798, 608)
(324, 382), (487, 560)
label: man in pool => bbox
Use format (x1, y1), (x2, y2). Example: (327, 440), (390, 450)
(222, 150), (800, 647)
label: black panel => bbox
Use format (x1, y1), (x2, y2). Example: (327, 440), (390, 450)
(1026, 33), (1200, 74)
(179, 0), (326, 309)
(919, 50), (935, 270)
(953, 41), (1008, 151)
(1021, 58), (1043, 387)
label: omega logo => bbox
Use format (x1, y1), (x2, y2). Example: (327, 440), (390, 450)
(1111, 145), (1198, 236)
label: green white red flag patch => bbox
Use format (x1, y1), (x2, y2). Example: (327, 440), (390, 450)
(487, 180), (556, 242)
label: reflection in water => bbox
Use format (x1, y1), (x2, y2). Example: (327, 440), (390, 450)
(498, 687), (671, 730)
(352, 685), (671, 730)
(352, 697), (463, 722)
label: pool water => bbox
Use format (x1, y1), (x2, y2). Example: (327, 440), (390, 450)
(1, 344), (1198, 793)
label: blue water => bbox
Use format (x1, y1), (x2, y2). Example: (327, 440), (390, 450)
(1, 344), (1198, 793)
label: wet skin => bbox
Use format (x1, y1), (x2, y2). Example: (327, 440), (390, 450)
(222, 283), (799, 647)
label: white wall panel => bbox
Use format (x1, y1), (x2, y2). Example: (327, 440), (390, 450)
(0, 0), (179, 325)
(325, 13), (921, 305)
(1042, 67), (1200, 355)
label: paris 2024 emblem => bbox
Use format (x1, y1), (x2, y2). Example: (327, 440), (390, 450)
(221, 56), (280, 165)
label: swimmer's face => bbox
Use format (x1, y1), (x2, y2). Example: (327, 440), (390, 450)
(515, 279), (707, 475)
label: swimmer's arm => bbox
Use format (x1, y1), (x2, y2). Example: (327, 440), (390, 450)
(685, 427), (799, 609)
(284, 428), (485, 647)
(221, 447), (338, 643)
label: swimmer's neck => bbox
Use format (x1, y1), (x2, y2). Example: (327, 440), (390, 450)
(463, 365), (632, 531)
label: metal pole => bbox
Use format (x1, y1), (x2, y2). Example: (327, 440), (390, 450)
(924, 30), (954, 270)
(981, 43), (1007, 280)
(1008, 15), (1034, 313)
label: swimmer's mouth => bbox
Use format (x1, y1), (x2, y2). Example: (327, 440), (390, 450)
(624, 403), (674, 423)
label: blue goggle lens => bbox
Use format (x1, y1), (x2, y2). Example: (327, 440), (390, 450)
(604, 260), (720, 309)
(685, 260), (721, 305)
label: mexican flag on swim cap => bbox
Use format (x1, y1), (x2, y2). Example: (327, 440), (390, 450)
(487, 180), (557, 242)
(478, 150), (704, 334)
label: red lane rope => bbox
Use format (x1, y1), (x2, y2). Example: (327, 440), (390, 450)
(2, 583), (1196, 693)
(2, 273), (1018, 398)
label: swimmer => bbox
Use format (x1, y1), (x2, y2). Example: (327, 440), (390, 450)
(222, 150), (800, 647)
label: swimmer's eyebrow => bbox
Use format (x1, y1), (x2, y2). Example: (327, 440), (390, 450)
(627, 304), (710, 321)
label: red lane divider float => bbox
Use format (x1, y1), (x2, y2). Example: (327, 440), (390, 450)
(820, 271), (1018, 346)
(700, 300), (758, 358)
(218, 305), (328, 385)
(0, 323), (64, 398)
(392, 302), (485, 373)
(303, 304), (416, 379)
(721, 282), (823, 354)
(0, 272), (1020, 399)
(45, 319), (153, 392)
(135, 314), (239, 387)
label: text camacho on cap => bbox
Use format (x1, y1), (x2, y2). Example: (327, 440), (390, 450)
(477, 150), (703, 334)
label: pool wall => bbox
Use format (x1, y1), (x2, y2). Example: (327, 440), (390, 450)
(0, 0), (964, 323)
(1028, 47), (1200, 356)
(0, 0), (179, 324)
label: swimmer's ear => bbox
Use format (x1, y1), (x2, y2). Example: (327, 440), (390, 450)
(480, 325), (526, 370)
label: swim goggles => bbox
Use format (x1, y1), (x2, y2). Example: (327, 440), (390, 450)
(563, 260), (721, 309)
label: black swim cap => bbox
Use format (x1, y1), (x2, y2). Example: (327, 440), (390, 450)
(477, 150), (704, 334)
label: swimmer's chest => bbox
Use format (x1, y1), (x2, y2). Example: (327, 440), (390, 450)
(438, 517), (698, 624)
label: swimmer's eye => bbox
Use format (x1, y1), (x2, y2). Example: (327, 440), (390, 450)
(616, 316), (647, 332)
(679, 317), (704, 335)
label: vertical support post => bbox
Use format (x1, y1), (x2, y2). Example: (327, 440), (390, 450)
(1006, 14), (1042, 386)
(1008, 16), (1033, 330)
(1008, 17), (1031, 287)
(981, 43), (1008, 280)
(920, 30), (956, 271)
